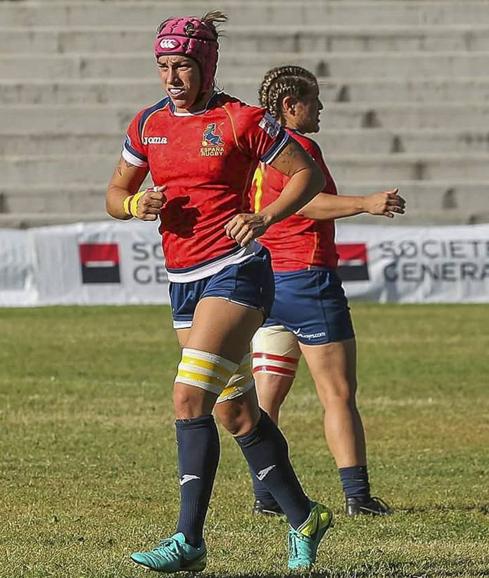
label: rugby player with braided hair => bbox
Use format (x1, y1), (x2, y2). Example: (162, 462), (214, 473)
(240, 65), (403, 518)
(106, 14), (337, 574)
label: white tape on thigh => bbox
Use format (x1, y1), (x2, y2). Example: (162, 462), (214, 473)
(252, 325), (300, 377)
(216, 353), (255, 404)
(176, 348), (239, 395)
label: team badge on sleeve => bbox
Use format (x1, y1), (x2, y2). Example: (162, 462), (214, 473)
(259, 112), (281, 138)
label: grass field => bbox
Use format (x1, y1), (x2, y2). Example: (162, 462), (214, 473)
(1, 304), (488, 578)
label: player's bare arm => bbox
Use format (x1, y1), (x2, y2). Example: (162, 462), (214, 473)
(271, 137), (311, 177)
(260, 139), (325, 222)
(361, 189), (406, 218)
(106, 156), (166, 221)
(298, 188), (406, 221)
(225, 140), (324, 246)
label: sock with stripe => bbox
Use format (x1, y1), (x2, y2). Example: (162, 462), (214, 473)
(235, 409), (310, 529)
(251, 469), (280, 510)
(175, 414), (220, 547)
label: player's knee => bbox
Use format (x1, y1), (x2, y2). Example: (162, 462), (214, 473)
(258, 373), (293, 402)
(216, 353), (255, 404)
(318, 376), (358, 407)
(215, 354), (260, 435)
(174, 348), (239, 414)
(219, 406), (258, 436)
(173, 385), (198, 415)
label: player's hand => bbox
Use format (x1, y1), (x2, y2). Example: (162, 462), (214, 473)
(363, 188), (405, 218)
(224, 213), (272, 247)
(135, 186), (167, 221)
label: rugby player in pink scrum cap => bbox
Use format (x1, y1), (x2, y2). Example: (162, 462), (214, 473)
(105, 11), (347, 573)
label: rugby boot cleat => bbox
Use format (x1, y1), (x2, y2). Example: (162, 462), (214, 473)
(346, 496), (393, 516)
(130, 532), (207, 573)
(252, 498), (284, 517)
(288, 502), (333, 570)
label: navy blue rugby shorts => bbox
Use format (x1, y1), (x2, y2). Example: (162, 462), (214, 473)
(263, 267), (355, 345)
(169, 246), (274, 329)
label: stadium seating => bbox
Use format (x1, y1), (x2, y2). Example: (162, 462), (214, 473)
(0, 0), (488, 227)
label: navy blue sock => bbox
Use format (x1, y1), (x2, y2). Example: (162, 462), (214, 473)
(175, 415), (220, 547)
(236, 410), (310, 529)
(339, 465), (370, 500)
(251, 468), (280, 509)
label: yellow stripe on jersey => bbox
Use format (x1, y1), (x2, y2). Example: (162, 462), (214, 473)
(253, 165), (264, 213)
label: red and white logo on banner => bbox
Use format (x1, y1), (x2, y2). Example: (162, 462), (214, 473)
(336, 243), (369, 282)
(79, 243), (121, 284)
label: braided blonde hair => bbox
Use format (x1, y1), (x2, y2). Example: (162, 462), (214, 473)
(259, 65), (318, 123)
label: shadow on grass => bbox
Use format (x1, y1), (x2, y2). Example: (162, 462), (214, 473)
(124, 567), (489, 578)
(399, 503), (489, 515)
(191, 569), (488, 578)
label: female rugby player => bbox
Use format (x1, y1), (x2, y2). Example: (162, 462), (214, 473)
(106, 15), (334, 573)
(243, 65), (404, 518)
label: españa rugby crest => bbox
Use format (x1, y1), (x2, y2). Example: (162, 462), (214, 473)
(200, 123), (224, 156)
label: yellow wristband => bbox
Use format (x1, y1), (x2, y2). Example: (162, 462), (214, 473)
(123, 190), (146, 218)
(123, 195), (133, 216)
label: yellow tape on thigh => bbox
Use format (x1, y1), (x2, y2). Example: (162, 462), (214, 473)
(175, 348), (238, 395)
(216, 353), (255, 403)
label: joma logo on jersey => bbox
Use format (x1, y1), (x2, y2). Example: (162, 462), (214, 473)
(200, 123), (224, 156)
(142, 136), (168, 145)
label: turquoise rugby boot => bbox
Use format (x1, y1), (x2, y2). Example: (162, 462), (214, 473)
(130, 532), (207, 573)
(288, 503), (333, 571)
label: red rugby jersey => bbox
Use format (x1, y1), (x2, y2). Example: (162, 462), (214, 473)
(252, 130), (338, 271)
(122, 93), (289, 274)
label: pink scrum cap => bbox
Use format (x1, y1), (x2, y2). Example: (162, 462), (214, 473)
(154, 16), (219, 92)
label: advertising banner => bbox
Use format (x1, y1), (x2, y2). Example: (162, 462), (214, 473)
(30, 220), (169, 306)
(1, 221), (488, 306)
(336, 224), (489, 303)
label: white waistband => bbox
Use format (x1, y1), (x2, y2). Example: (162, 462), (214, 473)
(167, 240), (261, 283)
